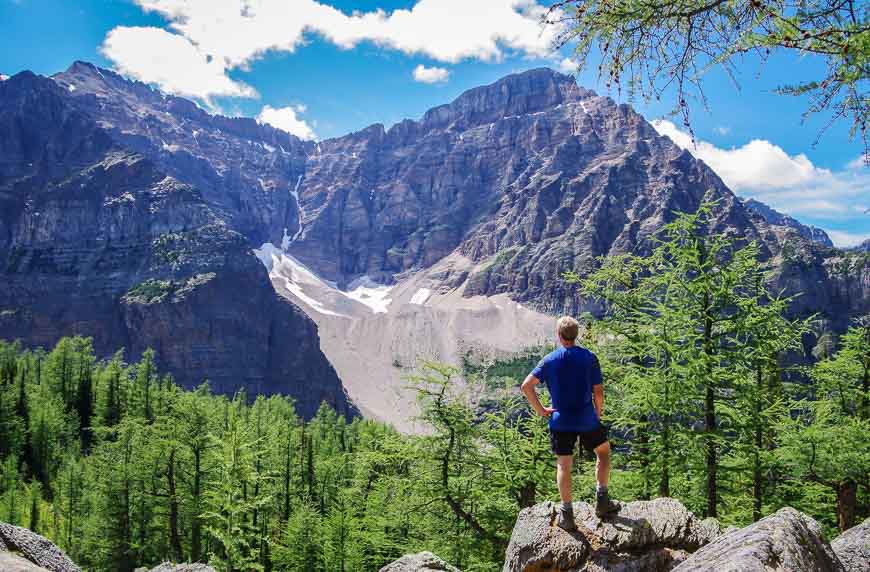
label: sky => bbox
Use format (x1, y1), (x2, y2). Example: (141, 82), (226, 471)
(1, 0), (867, 246)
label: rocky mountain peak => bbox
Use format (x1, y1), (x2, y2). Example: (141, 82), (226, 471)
(421, 67), (591, 130)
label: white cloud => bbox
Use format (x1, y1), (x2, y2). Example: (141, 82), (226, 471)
(651, 119), (870, 246)
(103, 0), (558, 99)
(825, 230), (870, 248)
(556, 57), (576, 73)
(713, 125), (730, 136)
(101, 26), (257, 102)
(257, 105), (317, 140)
(412, 64), (449, 83)
(0, 74), (8, 81)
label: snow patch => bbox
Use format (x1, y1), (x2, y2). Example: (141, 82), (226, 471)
(263, 143), (276, 153)
(160, 140), (179, 153)
(289, 175), (305, 243)
(253, 242), (346, 317)
(345, 277), (393, 314)
(68, 84), (76, 92)
(579, 100), (589, 114)
(0, 74), (8, 81)
(409, 288), (432, 306)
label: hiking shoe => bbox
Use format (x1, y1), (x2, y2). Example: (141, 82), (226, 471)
(556, 504), (577, 532)
(595, 489), (618, 517)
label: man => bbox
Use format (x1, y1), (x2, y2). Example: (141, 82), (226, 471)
(521, 316), (617, 531)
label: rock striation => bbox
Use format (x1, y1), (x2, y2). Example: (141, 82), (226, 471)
(831, 517), (870, 572)
(0, 522), (81, 572)
(380, 551), (461, 572)
(503, 498), (721, 572)
(672, 507), (844, 572)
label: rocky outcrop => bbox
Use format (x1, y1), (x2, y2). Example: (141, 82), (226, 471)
(0, 552), (51, 571)
(380, 551), (461, 572)
(0, 523), (80, 572)
(0, 71), (355, 418)
(832, 517), (870, 572)
(136, 563), (217, 572)
(672, 508), (844, 572)
(502, 498), (721, 572)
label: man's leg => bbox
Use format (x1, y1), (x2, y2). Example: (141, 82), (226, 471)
(594, 441), (611, 488)
(593, 440), (617, 516)
(556, 455), (573, 503)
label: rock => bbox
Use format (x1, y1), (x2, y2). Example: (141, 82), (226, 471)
(141, 563), (217, 572)
(0, 552), (51, 571)
(832, 517), (870, 572)
(502, 498), (721, 572)
(742, 198), (833, 247)
(0, 523), (81, 572)
(672, 507), (844, 572)
(380, 551), (461, 572)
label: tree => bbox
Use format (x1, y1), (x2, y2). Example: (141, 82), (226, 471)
(550, 0), (870, 157)
(778, 319), (870, 532)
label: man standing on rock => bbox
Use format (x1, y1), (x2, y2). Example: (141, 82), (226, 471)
(521, 316), (618, 531)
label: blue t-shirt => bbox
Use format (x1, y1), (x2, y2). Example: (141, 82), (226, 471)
(531, 346), (602, 432)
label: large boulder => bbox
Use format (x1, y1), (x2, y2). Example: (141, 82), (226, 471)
(0, 552), (52, 571)
(673, 507), (844, 572)
(139, 564), (217, 572)
(0, 523), (80, 572)
(502, 498), (721, 572)
(832, 517), (870, 572)
(380, 551), (461, 572)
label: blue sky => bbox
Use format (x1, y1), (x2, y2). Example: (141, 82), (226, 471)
(1, 0), (868, 246)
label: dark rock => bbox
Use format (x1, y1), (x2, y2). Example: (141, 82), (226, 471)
(832, 517), (870, 572)
(0, 522), (81, 572)
(502, 498), (720, 572)
(380, 551), (461, 572)
(672, 507), (844, 572)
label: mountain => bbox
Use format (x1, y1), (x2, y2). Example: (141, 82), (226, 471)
(742, 198), (834, 247)
(1, 62), (868, 427)
(0, 70), (354, 418)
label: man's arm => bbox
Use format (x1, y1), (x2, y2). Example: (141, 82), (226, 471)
(521, 374), (555, 417)
(593, 384), (604, 419)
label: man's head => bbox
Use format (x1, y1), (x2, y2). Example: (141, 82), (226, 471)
(556, 316), (580, 347)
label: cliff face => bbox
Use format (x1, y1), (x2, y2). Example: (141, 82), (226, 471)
(0, 71), (354, 418)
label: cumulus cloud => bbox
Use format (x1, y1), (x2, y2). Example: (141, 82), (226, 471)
(101, 26), (257, 102)
(826, 230), (870, 248)
(651, 119), (870, 247)
(103, 0), (557, 100)
(257, 104), (317, 140)
(412, 64), (449, 83)
(556, 57), (576, 73)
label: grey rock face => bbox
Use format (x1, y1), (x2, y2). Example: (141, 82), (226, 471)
(502, 498), (720, 572)
(832, 517), (870, 572)
(0, 552), (51, 572)
(0, 523), (81, 572)
(0, 71), (355, 418)
(140, 563), (217, 572)
(672, 507), (844, 572)
(380, 551), (461, 572)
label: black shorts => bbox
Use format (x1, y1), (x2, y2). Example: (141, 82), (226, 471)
(549, 424), (608, 456)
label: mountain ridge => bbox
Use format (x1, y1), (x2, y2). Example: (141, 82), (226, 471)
(1, 62), (868, 426)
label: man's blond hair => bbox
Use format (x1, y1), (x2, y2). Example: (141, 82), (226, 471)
(557, 316), (580, 342)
